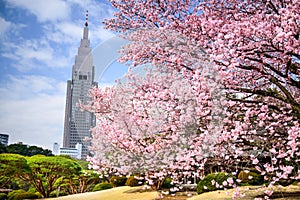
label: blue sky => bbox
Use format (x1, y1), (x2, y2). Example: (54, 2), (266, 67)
(0, 0), (129, 150)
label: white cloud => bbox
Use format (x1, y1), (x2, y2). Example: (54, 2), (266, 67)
(66, 0), (85, 8)
(44, 22), (82, 44)
(0, 17), (26, 40)
(90, 26), (115, 46)
(42, 18), (115, 48)
(5, 0), (71, 22)
(0, 17), (12, 36)
(2, 39), (70, 71)
(1, 0), (116, 72)
(0, 75), (67, 150)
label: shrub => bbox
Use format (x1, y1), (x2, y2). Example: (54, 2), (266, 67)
(49, 190), (67, 198)
(126, 176), (139, 187)
(14, 192), (39, 200)
(92, 182), (113, 191)
(197, 172), (236, 194)
(8, 189), (26, 200)
(238, 171), (263, 185)
(292, 181), (300, 185)
(0, 193), (7, 200)
(34, 192), (42, 198)
(162, 178), (172, 189)
(27, 187), (36, 193)
(110, 176), (127, 187)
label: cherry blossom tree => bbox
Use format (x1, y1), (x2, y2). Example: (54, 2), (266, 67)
(84, 65), (222, 189)
(86, 0), (300, 196)
(104, 0), (299, 116)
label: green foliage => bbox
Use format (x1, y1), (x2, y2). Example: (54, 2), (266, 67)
(162, 177), (172, 189)
(60, 170), (100, 194)
(49, 190), (67, 198)
(110, 176), (127, 187)
(125, 176), (139, 187)
(0, 143), (7, 153)
(92, 182), (113, 191)
(5, 143), (53, 156)
(292, 181), (300, 185)
(25, 155), (82, 198)
(0, 193), (7, 200)
(14, 192), (39, 200)
(76, 160), (90, 170)
(1, 154), (89, 198)
(0, 154), (31, 188)
(27, 187), (36, 193)
(197, 172), (236, 194)
(238, 171), (263, 185)
(34, 192), (41, 198)
(7, 190), (26, 200)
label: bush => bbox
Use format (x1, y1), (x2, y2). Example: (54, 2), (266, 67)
(27, 187), (36, 193)
(34, 192), (41, 198)
(0, 193), (7, 200)
(14, 192), (39, 200)
(92, 182), (113, 191)
(238, 171), (263, 185)
(197, 172), (236, 194)
(162, 178), (172, 189)
(126, 176), (139, 187)
(49, 190), (67, 198)
(8, 190), (26, 200)
(110, 176), (127, 187)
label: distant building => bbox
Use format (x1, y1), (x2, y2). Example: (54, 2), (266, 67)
(0, 133), (9, 146)
(63, 11), (97, 159)
(52, 142), (82, 160)
(53, 142), (60, 155)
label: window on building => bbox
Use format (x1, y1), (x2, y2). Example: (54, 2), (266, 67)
(79, 75), (87, 80)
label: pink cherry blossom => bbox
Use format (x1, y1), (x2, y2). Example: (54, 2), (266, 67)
(82, 0), (300, 193)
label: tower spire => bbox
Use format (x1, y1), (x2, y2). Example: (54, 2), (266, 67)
(85, 10), (88, 27)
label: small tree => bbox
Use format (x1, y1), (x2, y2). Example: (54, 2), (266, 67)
(21, 155), (82, 198)
(0, 154), (30, 188)
(61, 170), (100, 194)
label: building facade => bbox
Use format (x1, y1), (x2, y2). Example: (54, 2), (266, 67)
(63, 16), (97, 159)
(0, 133), (9, 146)
(53, 142), (82, 159)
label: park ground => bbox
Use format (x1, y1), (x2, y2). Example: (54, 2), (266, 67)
(46, 185), (300, 200)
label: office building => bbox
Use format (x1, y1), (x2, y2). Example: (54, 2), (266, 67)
(53, 142), (82, 159)
(63, 11), (97, 159)
(0, 133), (9, 146)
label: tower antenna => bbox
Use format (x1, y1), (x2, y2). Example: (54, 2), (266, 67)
(85, 10), (88, 27)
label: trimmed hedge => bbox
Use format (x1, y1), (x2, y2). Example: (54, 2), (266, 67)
(162, 178), (172, 189)
(197, 172), (236, 194)
(14, 192), (39, 200)
(49, 190), (67, 198)
(126, 176), (139, 187)
(110, 176), (127, 187)
(0, 193), (7, 200)
(92, 182), (113, 191)
(8, 190), (26, 200)
(238, 171), (263, 185)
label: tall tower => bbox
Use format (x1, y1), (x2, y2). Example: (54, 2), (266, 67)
(63, 10), (97, 159)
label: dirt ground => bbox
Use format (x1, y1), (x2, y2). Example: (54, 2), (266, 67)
(46, 185), (300, 200)
(46, 186), (158, 200)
